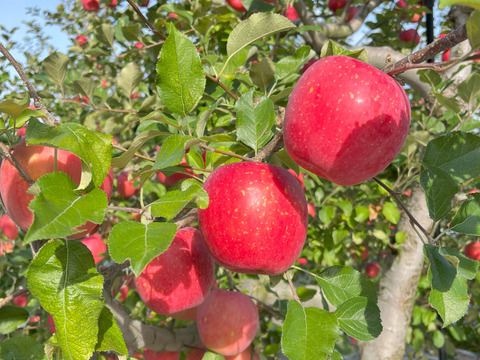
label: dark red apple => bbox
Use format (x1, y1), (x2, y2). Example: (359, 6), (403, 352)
(284, 55), (411, 186)
(0, 215), (18, 240)
(399, 29), (420, 44)
(346, 6), (359, 22)
(185, 349), (205, 360)
(138, 0), (150, 6)
(465, 242), (480, 260)
(82, 0), (100, 11)
(365, 262), (380, 278)
(197, 289), (259, 356)
(80, 233), (107, 264)
(226, 0), (246, 12)
(328, 0), (347, 12)
(143, 350), (180, 360)
(135, 228), (215, 315)
(0, 138), (114, 238)
(198, 162), (308, 275)
(117, 171), (141, 199)
(156, 157), (195, 186)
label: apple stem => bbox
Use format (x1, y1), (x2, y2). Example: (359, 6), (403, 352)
(0, 43), (59, 126)
(0, 287), (29, 309)
(373, 177), (436, 245)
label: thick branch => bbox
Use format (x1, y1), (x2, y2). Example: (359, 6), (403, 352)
(0, 43), (59, 126)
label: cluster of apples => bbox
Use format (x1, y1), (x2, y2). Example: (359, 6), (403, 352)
(395, 0), (423, 45)
(328, 0), (359, 22)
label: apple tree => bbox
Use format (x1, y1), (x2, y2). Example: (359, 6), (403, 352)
(0, 0), (479, 359)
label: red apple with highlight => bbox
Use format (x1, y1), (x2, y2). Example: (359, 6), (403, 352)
(197, 289), (259, 356)
(226, 0), (246, 12)
(198, 162), (308, 275)
(465, 242), (480, 260)
(80, 233), (107, 264)
(284, 55), (411, 186)
(366, 262), (380, 278)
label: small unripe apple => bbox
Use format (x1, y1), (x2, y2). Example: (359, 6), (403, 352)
(80, 233), (107, 264)
(365, 262), (380, 278)
(465, 242), (480, 260)
(226, 0), (246, 12)
(399, 29), (420, 44)
(197, 289), (259, 356)
(439, 34), (451, 61)
(0, 138), (114, 238)
(135, 228), (215, 315)
(82, 0), (100, 11)
(284, 55), (411, 186)
(198, 162), (308, 275)
(117, 171), (141, 199)
(328, 0), (347, 12)
(143, 349), (180, 360)
(0, 215), (18, 240)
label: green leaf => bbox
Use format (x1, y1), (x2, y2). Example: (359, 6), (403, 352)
(154, 134), (192, 170)
(467, 11), (480, 50)
(25, 172), (108, 243)
(26, 118), (112, 188)
(250, 57), (275, 92)
(438, 0), (480, 10)
(235, 89), (275, 154)
(42, 52), (69, 86)
(0, 305), (29, 334)
(226, 13), (296, 68)
(282, 300), (341, 360)
(201, 351), (225, 360)
(335, 297), (382, 341)
(275, 46), (313, 80)
(0, 337), (45, 360)
(382, 202), (400, 224)
(420, 166), (458, 221)
(316, 266), (378, 307)
(150, 179), (209, 219)
(95, 307), (128, 355)
(95, 24), (115, 48)
(111, 130), (167, 168)
(435, 93), (460, 113)
(108, 221), (178, 276)
(121, 23), (143, 41)
(319, 40), (369, 63)
(156, 23), (206, 116)
(118, 62), (142, 98)
(439, 247), (479, 280)
(449, 193), (480, 235)
(418, 69), (442, 88)
(12, 108), (46, 130)
(425, 244), (457, 292)
(428, 274), (469, 327)
(0, 95), (29, 119)
(457, 73), (480, 107)
(330, 350), (343, 360)
(71, 78), (95, 102)
(422, 131), (480, 183)
(26, 239), (104, 360)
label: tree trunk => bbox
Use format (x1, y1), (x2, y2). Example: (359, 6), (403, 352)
(359, 183), (433, 359)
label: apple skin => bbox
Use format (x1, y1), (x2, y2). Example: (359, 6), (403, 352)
(13, 293), (27, 307)
(346, 6), (359, 22)
(138, 0), (150, 6)
(82, 0), (100, 11)
(107, 0), (118, 7)
(328, 0), (347, 12)
(0, 215), (18, 240)
(225, 347), (259, 360)
(365, 262), (380, 278)
(117, 171), (141, 199)
(170, 305), (198, 321)
(399, 29), (420, 44)
(198, 162), (308, 275)
(0, 138), (114, 238)
(143, 349), (180, 360)
(80, 233), (107, 264)
(465, 242), (480, 260)
(197, 289), (259, 356)
(135, 227), (215, 315)
(283, 55), (411, 186)
(47, 314), (56, 334)
(185, 349), (206, 360)
(226, 0), (246, 12)
(286, 5), (299, 20)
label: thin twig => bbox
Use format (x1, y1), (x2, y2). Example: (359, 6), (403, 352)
(0, 142), (34, 185)
(108, 205), (144, 214)
(125, 0), (166, 41)
(373, 177), (436, 244)
(0, 43), (59, 126)
(205, 73), (239, 101)
(199, 144), (254, 162)
(0, 288), (29, 309)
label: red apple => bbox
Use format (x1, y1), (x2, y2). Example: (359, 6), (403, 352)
(117, 171), (141, 199)
(0, 138), (114, 238)
(226, 0), (246, 12)
(185, 349), (206, 360)
(225, 347), (259, 360)
(82, 0), (100, 11)
(365, 262), (380, 278)
(138, 0), (150, 6)
(284, 55), (411, 186)
(143, 350), (180, 360)
(108, 0), (117, 7)
(135, 227), (215, 315)
(438, 34), (451, 61)
(297, 257), (308, 265)
(134, 42), (144, 49)
(16, 127), (26, 137)
(76, 35), (88, 47)
(465, 242), (480, 260)
(328, 0), (347, 12)
(399, 29), (420, 44)
(13, 293), (27, 307)
(286, 5), (299, 20)
(47, 314), (56, 334)
(80, 233), (107, 264)
(168, 13), (179, 19)
(197, 290), (259, 356)
(156, 157), (195, 186)
(0, 215), (18, 240)
(198, 162), (308, 275)
(170, 306), (198, 321)
(346, 6), (359, 22)
(307, 203), (316, 219)
(101, 79), (108, 88)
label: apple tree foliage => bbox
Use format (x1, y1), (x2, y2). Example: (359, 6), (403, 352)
(0, 0), (479, 359)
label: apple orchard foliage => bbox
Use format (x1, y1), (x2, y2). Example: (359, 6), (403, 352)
(0, 0), (480, 359)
